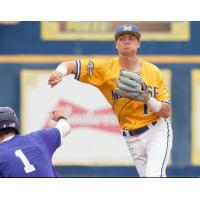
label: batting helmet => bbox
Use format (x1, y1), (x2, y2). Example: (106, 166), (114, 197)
(0, 107), (20, 134)
(115, 24), (141, 41)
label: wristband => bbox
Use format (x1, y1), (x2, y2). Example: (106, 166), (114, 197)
(147, 97), (162, 113)
(56, 63), (68, 76)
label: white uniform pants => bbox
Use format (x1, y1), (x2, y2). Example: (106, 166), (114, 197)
(124, 118), (173, 177)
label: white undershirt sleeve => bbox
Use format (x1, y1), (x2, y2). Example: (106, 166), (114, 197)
(55, 118), (71, 144)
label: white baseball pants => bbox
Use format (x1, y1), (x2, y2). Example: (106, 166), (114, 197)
(124, 118), (173, 177)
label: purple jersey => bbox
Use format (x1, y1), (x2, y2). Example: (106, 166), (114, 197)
(0, 127), (61, 177)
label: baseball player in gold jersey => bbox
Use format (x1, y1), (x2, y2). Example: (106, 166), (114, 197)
(48, 24), (173, 177)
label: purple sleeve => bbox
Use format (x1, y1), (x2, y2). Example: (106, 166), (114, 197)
(0, 170), (4, 177)
(31, 128), (61, 156)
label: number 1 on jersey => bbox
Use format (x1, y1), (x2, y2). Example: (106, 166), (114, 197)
(143, 103), (149, 114)
(15, 149), (36, 173)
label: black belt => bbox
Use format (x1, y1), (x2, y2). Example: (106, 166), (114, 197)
(122, 121), (157, 137)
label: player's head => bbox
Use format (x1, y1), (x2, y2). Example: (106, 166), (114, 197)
(0, 107), (20, 135)
(115, 24), (141, 41)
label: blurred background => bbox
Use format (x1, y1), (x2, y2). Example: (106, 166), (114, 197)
(0, 21), (200, 177)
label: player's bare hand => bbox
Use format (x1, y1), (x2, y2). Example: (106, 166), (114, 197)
(50, 107), (68, 121)
(48, 71), (63, 88)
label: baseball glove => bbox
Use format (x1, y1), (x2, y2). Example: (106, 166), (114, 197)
(114, 70), (149, 102)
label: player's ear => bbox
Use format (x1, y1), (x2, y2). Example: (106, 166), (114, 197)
(115, 41), (119, 50)
(137, 40), (141, 48)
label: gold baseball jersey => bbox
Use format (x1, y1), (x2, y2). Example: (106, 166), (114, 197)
(74, 57), (170, 130)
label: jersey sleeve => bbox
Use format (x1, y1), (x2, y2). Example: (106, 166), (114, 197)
(0, 170), (4, 177)
(156, 69), (171, 104)
(74, 59), (108, 87)
(31, 128), (61, 156)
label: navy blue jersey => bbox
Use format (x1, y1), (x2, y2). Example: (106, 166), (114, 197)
(0, 127), (61, 177)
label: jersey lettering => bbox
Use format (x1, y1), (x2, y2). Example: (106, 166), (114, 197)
(112, 90), (121, 100)
(148, 86), (158, 98)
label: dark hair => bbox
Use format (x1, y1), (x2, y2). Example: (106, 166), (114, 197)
(0, 127), (16, 137)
